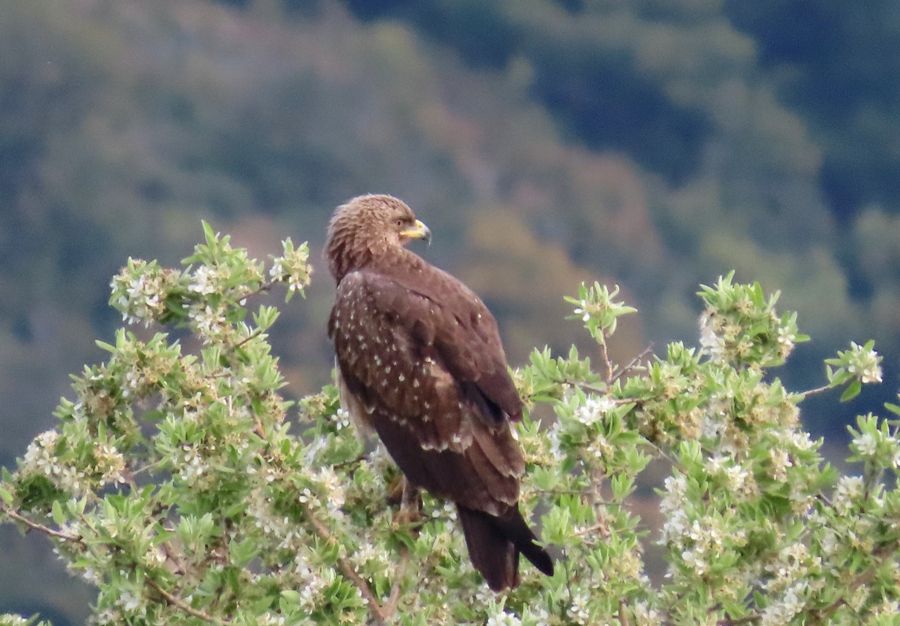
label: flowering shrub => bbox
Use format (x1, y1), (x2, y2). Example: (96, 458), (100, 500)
(1, 227), (897, 625)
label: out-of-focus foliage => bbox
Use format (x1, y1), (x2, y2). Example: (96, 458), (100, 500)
(726, 0), (900, 221)
(2, 234), (897, 625)
(336, 0), (900, 411)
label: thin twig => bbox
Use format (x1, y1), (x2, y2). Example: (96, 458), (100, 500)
(158, 524), (189, 576)
(0, 505), (79, 542)
(598, 338), (615, 384)
(566, 380), (608, 395)
(533, 487), (625, 505)
(383, 550), (410, 618)
(574, 522), (608, 537)
(618, 599), (631, 626)
(609, 344), (655, 384)
(799, 384), (833, 398)
(806, 559), (882, 625)
(382, 479), (420, 619)
(234, 329), (263, 349)
(3, 504), (227, 623)
(131, 458), (165, 477)
(716, 614), (760, 625)
(301, 502), (387, 622)
(240, 281), (275, 301)
(252, 414), (267, 439)
(147, 578), (226, 624)
(815, 492), (834, 508)
(641, 437), (678, 467)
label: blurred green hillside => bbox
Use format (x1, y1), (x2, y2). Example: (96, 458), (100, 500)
(2, 0), (899, 621)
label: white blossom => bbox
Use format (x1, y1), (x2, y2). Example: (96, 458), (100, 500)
(118, 588), (144, 613)
(572, 299), (592, 322)
(80, 566), (103, 585)
(178, 445), (210, 483)
(784, 429), (816, 452)
(574, 395), (616, 426)
(332, 408), (351, 430)
(854, 432), (878, 457)
(486, 611), (522, 626)
(110, 265), (168, 325)
(94, 443), (126, 486)
(760, 582), (806, 626)
(833, 476), (865, 512)
(846, 341), (883, 383)
(632, 601), (662, 626)
(768, 448), (792, 481)
(659, 474), (688, 515)
(699, 312), (727, 363)
(269, 243), (312, 294)
(567, 590), (592, 625)
(776, 325), (796, 354)
(23, 430), (60, 475)
(350, 542), (391, 573)
(21, 430), (92, 497)
(190, 304), (227, 342)
(188, 265), (219, 295)
(547, 421), (563, 458)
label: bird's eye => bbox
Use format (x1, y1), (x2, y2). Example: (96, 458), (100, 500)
(396, 219), (404, 228)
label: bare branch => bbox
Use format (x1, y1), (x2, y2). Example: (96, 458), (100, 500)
(609, 344), (654, 384)
(0, 505), (80, 543)
(799, 384), (834, 398)
(598, 337), (615, 384)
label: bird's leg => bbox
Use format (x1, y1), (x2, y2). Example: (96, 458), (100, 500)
(401, 477), (422, 513)
(394, 476), (423, 532)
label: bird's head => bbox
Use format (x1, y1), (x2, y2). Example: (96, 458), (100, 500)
(326, 194), (432, 282)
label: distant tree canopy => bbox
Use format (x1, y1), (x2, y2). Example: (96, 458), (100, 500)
(339, 0), (900, 226)
(2, 0), (898, 465)
(341, 0), (711, 184)
(726, 0), (900, 222)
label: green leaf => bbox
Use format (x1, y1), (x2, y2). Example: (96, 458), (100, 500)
(95, 340), (117, 353)
(202, 220), (216, 247)
(51, 500), (66, 526)
(840, 380), (862, 402)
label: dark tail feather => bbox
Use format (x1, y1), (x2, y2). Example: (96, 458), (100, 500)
(457, 505), (554, 592)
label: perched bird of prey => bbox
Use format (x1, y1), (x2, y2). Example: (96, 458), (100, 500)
(325, 194), (554, 591)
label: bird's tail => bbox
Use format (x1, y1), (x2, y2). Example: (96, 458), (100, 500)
(457, 505), (554, 592)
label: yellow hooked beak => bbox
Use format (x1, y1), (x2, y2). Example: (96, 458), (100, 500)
(400, 219), (432, 245)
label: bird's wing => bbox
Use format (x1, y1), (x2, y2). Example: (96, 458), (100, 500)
(383, 264), (523, 422)
(328, 270), (525, 512)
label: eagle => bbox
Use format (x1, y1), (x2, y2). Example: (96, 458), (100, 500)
(325, 194), (554, 591)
